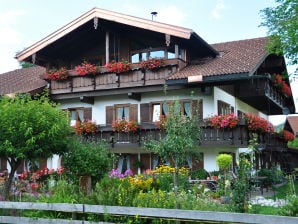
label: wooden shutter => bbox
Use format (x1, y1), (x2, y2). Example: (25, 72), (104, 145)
(217, 100), (223, 115)
(106, 106), (114, 125)
(231, 106), (234, 114)
(83, 108), (92, 120)
(129, 104), (138, 121)
(140, 103), (150, 123)
(1, 158), (6, 170)
(39, 158), (47, 169)
(192, 99), (203, 120)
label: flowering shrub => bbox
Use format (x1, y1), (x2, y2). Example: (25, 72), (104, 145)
(109, 168), (133, 178)
(244, 113), (274, 133)
(204, 113), (239, 129)
(128, 175), (153, 190)
(272, 74), (292, 97)
(75, 61), (97, 76)
(18, 167), (65, 182)
(44, 67), (69, 81)
(140, 58), (165, 70)
(154, 115), (167, 130)
(74, 120), (98, 135)
(106, 60), (130, 73)
(112, 119), (139, 133)
(283, 130), (295, 142)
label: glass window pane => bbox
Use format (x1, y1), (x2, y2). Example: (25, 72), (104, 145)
(162, 103), (169, 116)
(150, 50), (164, 58)
(152, 104), (161, 121)
(183, 102), (191, 117)
(124, 107), (129, 120)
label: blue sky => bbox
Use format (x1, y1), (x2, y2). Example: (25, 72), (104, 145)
(0, 0), (297, 114)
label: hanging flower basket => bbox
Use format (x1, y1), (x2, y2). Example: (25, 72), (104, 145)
(75, 61), (97, 76)
(204, 113), (239, 129)
(44, 67), (69, 81)
(74, 120), (98, 135)
(272, 74), (292, 97)
(244, 113), (274, 134)
(283, 130), (295, 142)
(140, 58), (165, 71)
(112, 119), (139, 133)
(105, 60), (131, 74)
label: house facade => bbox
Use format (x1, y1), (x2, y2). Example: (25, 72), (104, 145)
(14, 8), (296, 174)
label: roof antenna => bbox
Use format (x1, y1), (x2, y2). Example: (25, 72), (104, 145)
(151, 12), (158, 21)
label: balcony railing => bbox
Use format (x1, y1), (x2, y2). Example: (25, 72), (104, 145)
(49, 59), (185, 94)
(82, 123), (286, 150)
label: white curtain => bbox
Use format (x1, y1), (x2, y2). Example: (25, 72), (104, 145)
(117, 157), (124, 173)
(186, 155), (193, 169)
(153, 155), (159, 169)
(184, 102), (191, 117)
(78, 110), (84, 121)
(162, 103), (169, 116)
(117, 107), (124, 120)
(124, 107), (129, 120)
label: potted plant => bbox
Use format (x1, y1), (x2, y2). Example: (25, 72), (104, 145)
(44, 67), (69, 81)
(105, 60), (130, 73)
(140, 58), (165, 71)
(216, 153), (233, 203)
(74, 120), (98, 135)
(75, 61), (97, 76)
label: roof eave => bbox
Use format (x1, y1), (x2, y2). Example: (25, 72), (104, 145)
(16, 7), (194, 62)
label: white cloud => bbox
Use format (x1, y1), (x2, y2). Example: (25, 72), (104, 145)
(211, 0), (226, 20)
(0, 10), (26, 73)
(157, 6), (186, 26)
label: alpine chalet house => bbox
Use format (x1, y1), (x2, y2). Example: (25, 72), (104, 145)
(15, 8), (296, 174)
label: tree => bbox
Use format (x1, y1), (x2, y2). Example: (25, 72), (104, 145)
(20, 61), (35, 68)
(144, 101), (201, 201)
(260, 0), (298, 75)
(63, 138), (115, 183)
(0, 93), (71, 199)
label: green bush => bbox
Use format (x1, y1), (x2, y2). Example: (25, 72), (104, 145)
(191, 168), (209, 180)
(216, 154), (232, 171)
(91, 175), (138, 206)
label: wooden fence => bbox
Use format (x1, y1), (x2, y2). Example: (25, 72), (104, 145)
(0, 202), (297, 224)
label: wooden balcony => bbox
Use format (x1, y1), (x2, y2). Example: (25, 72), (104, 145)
(50, 59), (185, 95)
(237, 78), (289, 115)
(85, 123), (286, 150)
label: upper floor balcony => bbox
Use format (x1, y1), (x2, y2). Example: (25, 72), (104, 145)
(83, 122), (287, 151)
(236, 76), (293, 115)
(47, 59), (186, 95)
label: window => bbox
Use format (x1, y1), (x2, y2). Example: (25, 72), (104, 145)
(68, 108), (92, 126)
(140, 100), (202, 123)
(151, 102), (170, 122)
(106, 104), (138, 125)
(217, 100), (234, 115)
(182, 101), (192, 117)
(115, 105), (130, 120)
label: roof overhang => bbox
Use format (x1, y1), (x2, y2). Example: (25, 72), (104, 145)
(16, 8), (217, 62)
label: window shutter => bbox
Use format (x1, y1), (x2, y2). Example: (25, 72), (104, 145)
(192, 100), (203, 120)
(39, 158), (47, 169)
(129, 104), (138, 121)
(198, 99), (203, 120)
(231, 106), (234, 114)
(106, 106), (114, 125)
(1, 158), (6, 170)
(84, 108), (92, 120)
(140, 103), (150, 123)
(217, 100), (222, 115)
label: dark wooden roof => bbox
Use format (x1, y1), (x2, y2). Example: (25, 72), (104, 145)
(15, 7), (218, 64)
(0, 66), (47, 95)
(168, 37), (270, 80)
